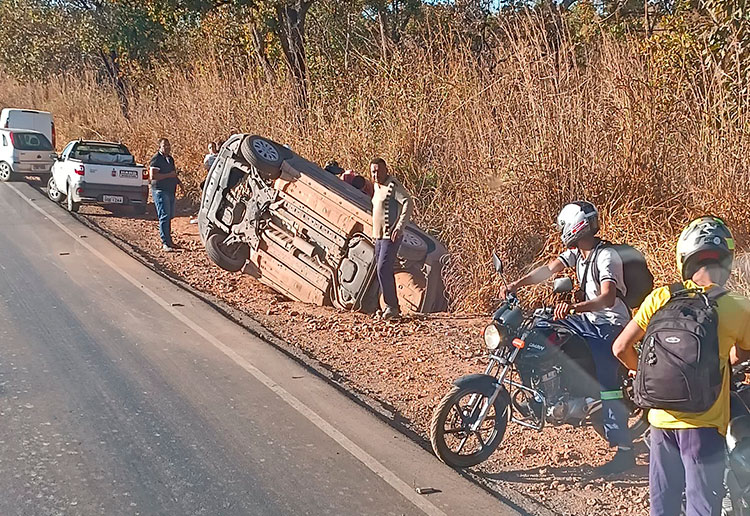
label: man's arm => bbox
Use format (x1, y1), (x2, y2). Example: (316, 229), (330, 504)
(612, 319), (646, 370)
(731, 345), (750, 366)
(391, 184), (413, 241)
(150, 166), (177, 182)
(500, 258), (565, 299)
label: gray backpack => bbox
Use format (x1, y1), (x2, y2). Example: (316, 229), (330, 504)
(633, 284), (726, 412)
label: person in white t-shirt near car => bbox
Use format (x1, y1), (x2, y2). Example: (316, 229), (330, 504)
(498, 201), (635, 476)
(203, 142), (218, 172)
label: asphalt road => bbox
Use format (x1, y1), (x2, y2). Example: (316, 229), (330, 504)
(0, 182), (526, 516)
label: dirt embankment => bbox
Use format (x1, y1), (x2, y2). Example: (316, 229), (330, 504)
(81, 201), (651, 516)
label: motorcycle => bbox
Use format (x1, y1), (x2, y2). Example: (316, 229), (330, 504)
(725, 360), (750, 515)
(430, 254), (649, 468)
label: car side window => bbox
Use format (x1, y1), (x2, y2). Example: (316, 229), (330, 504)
(61, 142), (75, 160)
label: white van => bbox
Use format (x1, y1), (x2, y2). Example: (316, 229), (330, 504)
(0, 109), (55, 149)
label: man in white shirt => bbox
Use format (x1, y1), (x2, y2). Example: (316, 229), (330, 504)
(203, 142), (218, 172)
(370, 157), (413, 320)
(499, 201), (635, 475)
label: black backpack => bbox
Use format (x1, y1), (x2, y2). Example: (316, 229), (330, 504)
(584, 241), (654, 309)
(633, 284), (726, 412)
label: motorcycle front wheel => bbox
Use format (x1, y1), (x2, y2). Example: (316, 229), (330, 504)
(430, 385), (510, 468)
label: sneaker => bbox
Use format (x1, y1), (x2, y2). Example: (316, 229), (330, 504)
(162, 244), (175, 252)
(593, 447), (635, 476)
(382, 305), (401, 320)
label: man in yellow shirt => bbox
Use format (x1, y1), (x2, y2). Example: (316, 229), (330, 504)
(613, 216), (750, 515)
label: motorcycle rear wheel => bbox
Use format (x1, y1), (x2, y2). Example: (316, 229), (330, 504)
(430, 385), (510, 468)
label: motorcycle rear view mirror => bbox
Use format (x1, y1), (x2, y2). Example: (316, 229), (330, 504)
(553, 277), (573, 294)
(492, 254), (503, 275)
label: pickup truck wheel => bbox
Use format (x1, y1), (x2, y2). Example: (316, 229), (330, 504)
(206, 230), (248, 272)
(66, 183), (80, 213)
(0, 162), (15, 182)
(240, 135), (289, 181)
(47, 176), (65, 203)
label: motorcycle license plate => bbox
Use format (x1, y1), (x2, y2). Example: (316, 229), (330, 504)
(103, 195), (124, 204)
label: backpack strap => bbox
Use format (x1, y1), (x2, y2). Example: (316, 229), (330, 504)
(588, 240), (627, 303)
(668, 282), (684, 297)
(705, 286), (727, 303)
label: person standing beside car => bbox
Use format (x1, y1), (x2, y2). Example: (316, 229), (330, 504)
(370, 157), (413, 320)
(150, 138), (181, 252)
(203, 142), (218, 172)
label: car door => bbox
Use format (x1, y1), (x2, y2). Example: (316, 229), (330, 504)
(53, 142), (74, 188)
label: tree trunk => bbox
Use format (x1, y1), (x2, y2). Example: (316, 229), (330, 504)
(100, 49), (130, 121)
(251, 26), (277, 85)
(275, 1), (312, 113)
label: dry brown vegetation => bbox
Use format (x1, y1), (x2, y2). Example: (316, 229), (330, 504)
(2, 13), (749, 311)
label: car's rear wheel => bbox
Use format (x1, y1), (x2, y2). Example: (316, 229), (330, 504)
(398, 230), (428, 262)
(0, 162), (15, 182)
(47, 176), (65, 203)
(206, 230), (248, 272)
(66, 183), (80, 213)
(240, 135), (289, 181)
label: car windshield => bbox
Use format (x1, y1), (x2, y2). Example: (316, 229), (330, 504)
(12, 132), (53, 151)
(72, 143), (135, 165)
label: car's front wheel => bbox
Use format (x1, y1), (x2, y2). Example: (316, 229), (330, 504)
(47, 176), (65, 203)
(206, 230), (248, 272)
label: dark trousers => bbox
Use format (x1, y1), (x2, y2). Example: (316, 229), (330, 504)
(152, 188), (176, 246)
(649, 427), (726, 516)
(375, 238), (401, 309)
(560, 317), (632, 448)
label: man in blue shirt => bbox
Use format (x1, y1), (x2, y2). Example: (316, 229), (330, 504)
(150, 138), (180, 251)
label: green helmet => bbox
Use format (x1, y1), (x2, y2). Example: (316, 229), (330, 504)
(676, 216), (735, 280)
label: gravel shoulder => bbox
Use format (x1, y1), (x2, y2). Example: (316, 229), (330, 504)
(77, 199), (651, 516)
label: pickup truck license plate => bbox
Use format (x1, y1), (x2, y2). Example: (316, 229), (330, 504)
(103, 195), (124, 204)
(119, 170), (139, 178)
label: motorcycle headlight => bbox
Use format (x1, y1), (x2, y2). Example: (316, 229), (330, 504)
(483, 323), (504, 350)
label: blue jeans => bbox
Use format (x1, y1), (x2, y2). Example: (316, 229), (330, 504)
(375, 238), (401, 309)
(152, 188), (176, 246)
(649, 427), (725, 516)
(559, 316), (632, 448)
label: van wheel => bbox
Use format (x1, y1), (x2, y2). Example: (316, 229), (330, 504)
(0, 162), (15, 182)
(47, 176), (65, 203)
(206, 230), (248, 272)
(66, 183), (80, 213)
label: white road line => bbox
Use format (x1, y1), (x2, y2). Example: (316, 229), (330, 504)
(7, 183), (448, 516)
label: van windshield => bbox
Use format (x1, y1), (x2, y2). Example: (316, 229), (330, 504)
(72, 143), (135, 165)
(12, 132), (53, 151)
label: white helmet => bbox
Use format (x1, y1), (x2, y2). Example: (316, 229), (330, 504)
(557, 201), (600, 248)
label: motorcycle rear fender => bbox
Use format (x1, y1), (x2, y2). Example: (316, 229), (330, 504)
(453, 374), (504, 398)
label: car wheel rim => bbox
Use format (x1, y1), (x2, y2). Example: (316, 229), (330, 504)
(252, 139), (279, 162)
(0, 164), (10, 180)
(402, 232), (423, 247)
(49, 179), (58, 197)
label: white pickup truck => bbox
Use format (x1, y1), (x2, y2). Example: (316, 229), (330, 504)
(47, 140), (148, 214)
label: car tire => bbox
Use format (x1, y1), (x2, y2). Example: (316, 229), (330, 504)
(398, 230), (429, 262)
(0, 162), (15, 182)
(47, 176), (65, 203)
(66, 183), (80, 213)
(240, 135), (290, 181)
(206, 230), (248, 272)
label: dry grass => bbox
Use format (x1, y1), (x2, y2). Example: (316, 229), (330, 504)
(2, 15), (749, 311)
